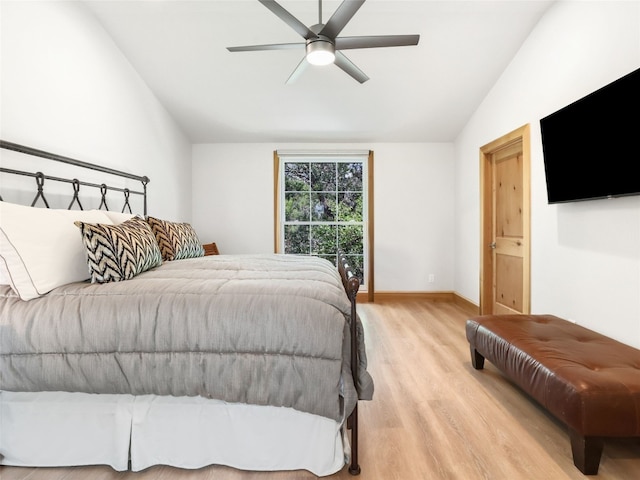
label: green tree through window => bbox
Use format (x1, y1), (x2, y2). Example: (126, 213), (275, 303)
(281, 159), (366, 284)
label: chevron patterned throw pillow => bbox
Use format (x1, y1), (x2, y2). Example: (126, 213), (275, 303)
(74, 215), (162, 283)
(146, 216), (205, 261)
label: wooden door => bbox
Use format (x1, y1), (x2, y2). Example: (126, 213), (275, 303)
(480, 125), (531, 315)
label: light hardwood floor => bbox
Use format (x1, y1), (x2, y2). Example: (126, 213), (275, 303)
(2, 299), (639, 480)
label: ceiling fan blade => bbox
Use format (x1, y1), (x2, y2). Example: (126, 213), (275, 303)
(227, 42), (304, 52)
(334, 51), (369, 84)
(335, 34), (420, 50)
(286, 56), (309, 84)
(320, 0), (366, 39)
(258, 0), (318, 40)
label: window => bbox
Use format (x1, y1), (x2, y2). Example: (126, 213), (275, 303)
(274, 151), (373, 296)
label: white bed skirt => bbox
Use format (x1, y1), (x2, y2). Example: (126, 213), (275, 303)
(0, 391), (347, 476)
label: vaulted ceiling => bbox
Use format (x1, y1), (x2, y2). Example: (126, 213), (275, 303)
(84, 0), (555, 143)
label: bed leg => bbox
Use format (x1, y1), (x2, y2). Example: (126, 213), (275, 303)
(569, 429), (603, 475)
(348, 404), (361, 475)
(470, 345), (485, 369)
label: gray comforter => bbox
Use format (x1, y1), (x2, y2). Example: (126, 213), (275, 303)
(0, 254), (373, 422)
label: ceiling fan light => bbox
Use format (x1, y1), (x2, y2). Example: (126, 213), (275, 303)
(306, 39), (335, 66)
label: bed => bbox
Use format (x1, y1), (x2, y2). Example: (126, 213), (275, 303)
(0, 140), (374, 476)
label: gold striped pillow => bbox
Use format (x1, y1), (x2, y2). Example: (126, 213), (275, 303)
(146, 216), (205, 261)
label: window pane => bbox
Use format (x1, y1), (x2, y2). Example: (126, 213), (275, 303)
(311, 163), (336, 191)
(338, 225), (363, 254)
(338, 163), (363, 191)
(312, 193), (336, 221)
(284, 224), (309, 254)
(337, 192), (362, 221)
(310, 224), (337, 255)
(285, 192), (310, 222)
(285, 163), (310, 191)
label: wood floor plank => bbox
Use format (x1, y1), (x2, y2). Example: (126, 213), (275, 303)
(0, 465), (36, 480)
(1, 299), (639, 479)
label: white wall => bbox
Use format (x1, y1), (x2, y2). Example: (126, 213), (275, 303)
(454, 0), (640, 347)
(0, 0), (191, 220)
(192, 142), (455, 292)
(192, 144), (275, 254)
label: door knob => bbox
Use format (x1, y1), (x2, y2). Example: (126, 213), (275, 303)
(489, 242), (496, 249)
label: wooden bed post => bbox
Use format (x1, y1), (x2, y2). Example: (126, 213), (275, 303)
(337, 252), (361, 475)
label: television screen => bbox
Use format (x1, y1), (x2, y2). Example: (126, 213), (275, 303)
(540, 67), (640, 204)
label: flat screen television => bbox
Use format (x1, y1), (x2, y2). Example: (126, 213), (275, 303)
(540, 67), (640, 204)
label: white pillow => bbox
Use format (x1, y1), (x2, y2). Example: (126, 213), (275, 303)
(0, 256), (10, 285)
(102, 210), (136, 224)
(0, 202), (114, 300)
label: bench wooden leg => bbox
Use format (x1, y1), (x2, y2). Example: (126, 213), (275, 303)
(569, 428), (603, 475)
(469, 345), (485, 370)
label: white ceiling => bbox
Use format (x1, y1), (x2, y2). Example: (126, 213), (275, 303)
(83, 0), (555, 143)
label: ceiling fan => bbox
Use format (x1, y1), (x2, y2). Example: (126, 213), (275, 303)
(227, 0), (420, 84)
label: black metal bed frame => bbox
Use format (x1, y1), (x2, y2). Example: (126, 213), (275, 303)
(338, 252), (362, 475)
(0, 140), (149, 214)
(0, 139), (364, 475)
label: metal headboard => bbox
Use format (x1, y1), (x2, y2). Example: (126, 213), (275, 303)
(0, 140), (149, 215)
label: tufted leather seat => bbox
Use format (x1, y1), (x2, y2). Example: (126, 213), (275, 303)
(466, 314), (640, 475)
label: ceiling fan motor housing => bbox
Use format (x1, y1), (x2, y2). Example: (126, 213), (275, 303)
(306, 35), (335, 65)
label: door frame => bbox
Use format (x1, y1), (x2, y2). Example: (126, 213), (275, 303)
(479, 124), (531, 315)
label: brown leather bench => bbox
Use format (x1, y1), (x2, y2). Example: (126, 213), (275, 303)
(465, 314), (640, 475)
